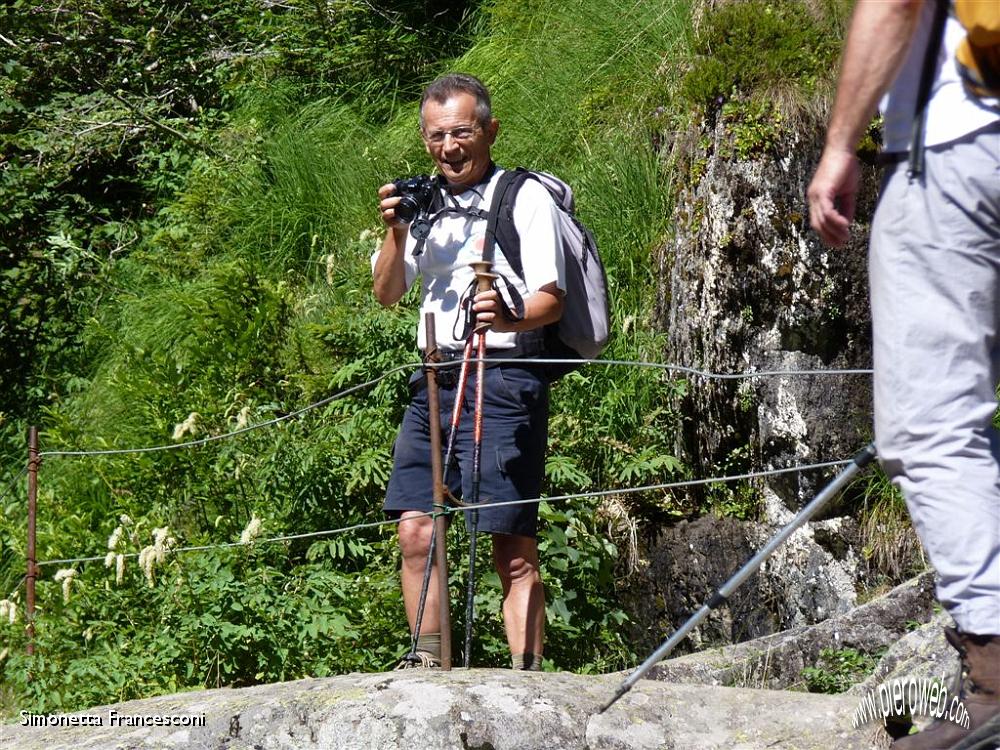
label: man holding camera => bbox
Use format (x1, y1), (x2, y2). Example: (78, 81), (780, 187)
(808, 2), (999, 747)
(372, 73), (565, 670)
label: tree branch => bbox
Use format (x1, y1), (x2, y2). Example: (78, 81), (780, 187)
(75, 68), (220, 158)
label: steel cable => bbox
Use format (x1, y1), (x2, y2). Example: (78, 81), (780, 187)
(34, 357), (871, 460)
(33, 456), (853, 569)
(38, 362), (421, 458)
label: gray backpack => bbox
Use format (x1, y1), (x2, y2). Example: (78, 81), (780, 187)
(483, 168), (611, 378)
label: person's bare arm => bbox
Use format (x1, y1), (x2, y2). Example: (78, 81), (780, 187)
(471, 282), (564, 333)
(372, 183), (410, 306)
(807, 0), (924, 247)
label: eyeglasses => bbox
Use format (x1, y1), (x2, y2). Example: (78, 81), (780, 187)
(421, 125), (481, 145)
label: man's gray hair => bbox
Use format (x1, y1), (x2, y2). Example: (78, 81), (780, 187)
(419, 73), (492, 128)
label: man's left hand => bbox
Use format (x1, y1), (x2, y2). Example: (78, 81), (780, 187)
(471, 289), (512, 332)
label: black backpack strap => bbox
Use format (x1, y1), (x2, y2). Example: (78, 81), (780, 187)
(908, 0), (950, 178)
(483, 168), (532, 279)
(493, 271), (526, 321)
(448, 167), (534, 340)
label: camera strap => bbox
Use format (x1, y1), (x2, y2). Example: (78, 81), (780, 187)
(411, 165), (498, 256)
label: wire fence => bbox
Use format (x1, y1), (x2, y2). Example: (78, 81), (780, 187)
(1, 355), (874, 593)
(29, 356), (871, 460)
(32, 456), (853, 569)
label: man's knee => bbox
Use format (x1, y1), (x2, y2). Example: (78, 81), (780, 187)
(398, 513), (434, 561)
(494, 536), (541, 584)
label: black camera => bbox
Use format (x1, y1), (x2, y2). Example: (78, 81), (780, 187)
(392, 175), (438, 224)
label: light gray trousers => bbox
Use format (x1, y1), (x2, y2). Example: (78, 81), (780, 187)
(869, 123), (1000, 636)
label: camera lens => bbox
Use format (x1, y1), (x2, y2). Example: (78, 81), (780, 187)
(395, 195), (419, 224)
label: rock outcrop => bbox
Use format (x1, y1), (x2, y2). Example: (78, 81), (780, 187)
(659, 108), (879, 503)
(648, 572), (937, 691)
(2, 576), (952, 750)
(623, 489), (875, 655)
(630, 72), (893, 653)
(2, 669), (883, 750)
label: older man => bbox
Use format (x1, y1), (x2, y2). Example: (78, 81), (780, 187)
(372, 73), (565, 670)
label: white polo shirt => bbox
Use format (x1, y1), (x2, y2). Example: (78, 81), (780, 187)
(374, 168), (566, 352)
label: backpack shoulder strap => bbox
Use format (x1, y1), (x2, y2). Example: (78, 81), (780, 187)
(483, 167), (528, 278)
(484, 167), (535, 279)
(908, 0), (951, 177)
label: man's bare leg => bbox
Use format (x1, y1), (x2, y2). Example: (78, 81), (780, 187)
(398, 511), (440, 662)
(493, 533), (545, 668)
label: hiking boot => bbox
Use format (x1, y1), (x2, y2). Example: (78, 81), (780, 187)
(394, 650), (441, 670)
(948, 714), (1000, 750)
(892, 628), (1000, 750)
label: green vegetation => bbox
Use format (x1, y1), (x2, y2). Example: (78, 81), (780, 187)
(801, 647), (882, 694)
(857, 466), (926, 586)
(0, 0), (475, 419)
(0, 0), (697, 714)
(679, 0), (845, 110)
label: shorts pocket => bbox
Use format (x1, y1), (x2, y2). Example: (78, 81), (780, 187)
(493, 366), (545, 413)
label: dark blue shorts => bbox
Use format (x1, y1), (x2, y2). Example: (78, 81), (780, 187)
(384, 363), (549, 537)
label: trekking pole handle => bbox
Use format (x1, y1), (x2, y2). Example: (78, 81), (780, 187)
(470, 261), (498, 333)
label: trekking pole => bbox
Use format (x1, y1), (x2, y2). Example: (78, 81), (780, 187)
(404, 314), (452, 669)
(463, 260), (497, 667)
(598, 442), (877, 713)
(442, 336), (475, 476)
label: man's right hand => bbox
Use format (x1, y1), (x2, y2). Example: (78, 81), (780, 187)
(378, 183), (403, 228)
(373, 183), (410, 306)
(807, 147), (860, 248)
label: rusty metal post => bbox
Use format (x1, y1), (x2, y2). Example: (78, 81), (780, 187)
(26, 425), (38, 657)
(424, 313), (452, 670)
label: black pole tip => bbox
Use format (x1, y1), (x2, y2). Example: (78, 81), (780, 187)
(598, 685), (628, 714)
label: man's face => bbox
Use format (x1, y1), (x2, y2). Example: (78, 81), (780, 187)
(421, 92), (498, 191)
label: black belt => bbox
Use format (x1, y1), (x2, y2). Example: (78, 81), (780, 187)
(413, 345), (544, 391)
(875, 151), (908, 168)
(436, 347), (528, 363)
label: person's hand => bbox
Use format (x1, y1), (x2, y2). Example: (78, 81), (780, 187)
(471, 289), (513, 332)
(378, 183), (403, 228)
(807, 148), (860, 248)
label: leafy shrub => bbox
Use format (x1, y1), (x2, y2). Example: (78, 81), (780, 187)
(801, 647), (881, 694)
(680, 0), (843, 108)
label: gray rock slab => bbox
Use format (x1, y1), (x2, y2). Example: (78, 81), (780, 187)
(647, 571), (937, 691)
(2, 669), (886, 750)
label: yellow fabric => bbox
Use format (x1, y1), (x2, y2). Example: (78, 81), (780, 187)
(954, 0), (1000, 97)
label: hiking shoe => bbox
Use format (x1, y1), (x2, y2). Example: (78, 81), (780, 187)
(394, 650), (441, 670)
(892, 629), (1000, 750)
